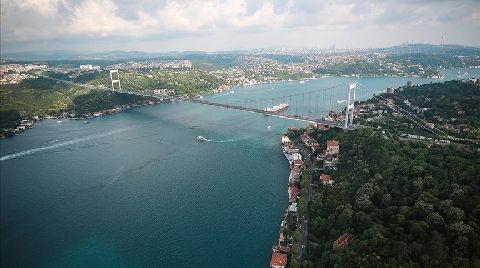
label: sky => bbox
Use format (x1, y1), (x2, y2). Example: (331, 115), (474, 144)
(1, 0), (479, 53)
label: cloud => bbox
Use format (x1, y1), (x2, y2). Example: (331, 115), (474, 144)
(1, 0), (479, 52)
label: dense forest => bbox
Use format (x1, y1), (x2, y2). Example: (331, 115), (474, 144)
(356, 80), (480, 140)
(70, 90), (147, 115)
(303, 127), (480, 267)
(397, 80), (480, 131)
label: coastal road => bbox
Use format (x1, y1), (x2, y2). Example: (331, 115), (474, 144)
(295, 141), (315, 266)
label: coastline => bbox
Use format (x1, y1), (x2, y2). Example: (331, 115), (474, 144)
(3, 67), (478, 139)
(268, 130), (305, 267)
(0, 98), (168, 139)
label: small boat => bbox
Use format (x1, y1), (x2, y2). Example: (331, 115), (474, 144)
(230, 90), (234, 93)
(299, 81), (305, 84)
(57, 120), (63, 123)
(197, 136), (208, 142)
(83, 121), (89, 124)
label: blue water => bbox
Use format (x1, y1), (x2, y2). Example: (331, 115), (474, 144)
(1, 68), (479, 267)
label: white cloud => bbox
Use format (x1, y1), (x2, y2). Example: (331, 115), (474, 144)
(15, 0), (66, 16)
(1, 0), (479, 52)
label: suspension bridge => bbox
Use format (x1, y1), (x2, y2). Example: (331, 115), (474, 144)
(42, 70), (360, 129)
(107, 70), (358, 129)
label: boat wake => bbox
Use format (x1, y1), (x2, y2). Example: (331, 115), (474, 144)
(0, 128), (130, 161)
(206, 137), (249, 143)
(210, 139), (239, 143)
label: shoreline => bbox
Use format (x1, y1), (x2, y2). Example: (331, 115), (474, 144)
(268, 131), (305, 267)
(0, 98), (168, 139)
(3, 67), (477, 139)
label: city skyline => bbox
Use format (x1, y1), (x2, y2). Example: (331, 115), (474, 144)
(1, 0), (480, 53)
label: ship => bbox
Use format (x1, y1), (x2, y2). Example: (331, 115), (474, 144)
(264, 103), (289, 113)
(197, 136), (208, 142)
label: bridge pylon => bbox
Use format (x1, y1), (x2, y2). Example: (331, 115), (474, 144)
(109, 69), (121, 92)
(344, 82), (356, 129)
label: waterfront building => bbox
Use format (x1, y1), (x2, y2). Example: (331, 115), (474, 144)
(272, 245), (290, 254)
(270, 252), (288, 268)
(288, 203), (298, 215)
(289, 168), (301, 184)
(281, 135), (291, 145)
(293, 159), (303, 168)
(288, 185), (299, 203)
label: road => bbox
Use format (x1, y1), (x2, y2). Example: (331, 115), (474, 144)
(295, 141), (315, 266)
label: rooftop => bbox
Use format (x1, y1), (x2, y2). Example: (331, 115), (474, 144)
(327, 140), (339, 147)
(320, 174), (332, 181)
(270, 252), (288, 266)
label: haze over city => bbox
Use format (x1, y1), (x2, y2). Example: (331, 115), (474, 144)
(1, 0), (480, 53)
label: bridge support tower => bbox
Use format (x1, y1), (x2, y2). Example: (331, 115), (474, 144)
(109, 69), (121, 92)
(344, 82), (356, 129)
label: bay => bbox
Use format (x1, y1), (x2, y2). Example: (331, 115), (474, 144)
(1, 68), (479, 267)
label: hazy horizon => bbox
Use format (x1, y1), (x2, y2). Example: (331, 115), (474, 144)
(1, 0), (480, 54)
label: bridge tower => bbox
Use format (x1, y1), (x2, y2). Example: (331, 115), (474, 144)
(109, 69), (121, 92)
(344, 82), (356, 129)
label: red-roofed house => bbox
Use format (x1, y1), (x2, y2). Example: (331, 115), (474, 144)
(326, 140), (340, 155)
(270, 252), (288, 268)
(320, 174), (334, 185)
(293, 159), (303, 168)
(288, 185), (299, 203)
(333, 233), (354, 250)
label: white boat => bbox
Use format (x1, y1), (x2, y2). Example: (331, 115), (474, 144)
(197, 136), (208, 142)
(83, 121), (89, 124)
(57, 120), (63, 123)
(264, 103), (289, 113)
(299, 81), (305, 84)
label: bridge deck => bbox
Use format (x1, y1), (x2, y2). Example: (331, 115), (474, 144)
(189, 99), (345, 127)
(118, 90), (345, 128)
(40, 76), (346, 128)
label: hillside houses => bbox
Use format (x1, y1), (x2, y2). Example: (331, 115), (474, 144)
(316, 139), (340, 170)
(300, 133), (320, 153)
(326, 140), (339, 155)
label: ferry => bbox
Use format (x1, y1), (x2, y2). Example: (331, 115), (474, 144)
(264, 103), (289, 113)
(196, 136), (208, 142)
